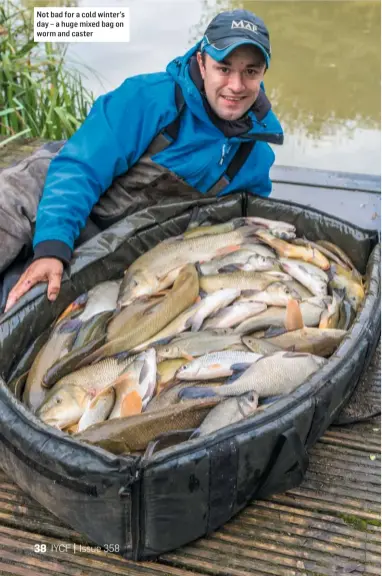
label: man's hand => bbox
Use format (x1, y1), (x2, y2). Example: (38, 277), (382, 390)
(4, 258), (64, 313)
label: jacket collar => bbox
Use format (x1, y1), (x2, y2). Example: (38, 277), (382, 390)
(188, 54), (271, 138)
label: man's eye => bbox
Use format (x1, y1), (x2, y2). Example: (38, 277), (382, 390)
(246, 69), (257, 77)
(219, 67), (230, 73)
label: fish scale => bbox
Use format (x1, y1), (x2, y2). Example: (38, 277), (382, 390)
(119, 226), (258, 305)
(176, 350), (262, 380)
(74, 399), (221, 453)
(212, 351), (327, 397)
(51, 355), (134, 392)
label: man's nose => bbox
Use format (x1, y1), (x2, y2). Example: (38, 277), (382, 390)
(228, 72), (245, 92)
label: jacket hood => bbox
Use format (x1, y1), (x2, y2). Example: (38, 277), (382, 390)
(166, 41), (283, 143)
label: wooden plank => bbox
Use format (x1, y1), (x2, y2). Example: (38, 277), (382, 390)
(0, 527), (201, 576)
(214, 528), (379, 563)
(271, 181), (381, 232)
(231, 513), (380, 550)
(270, 493), (380, 521)
(271, 164), (381, 194)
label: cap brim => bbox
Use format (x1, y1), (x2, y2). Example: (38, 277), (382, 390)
(204, 38), (269, 67)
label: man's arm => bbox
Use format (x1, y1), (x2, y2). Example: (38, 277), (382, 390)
(5, 73), (176, 312)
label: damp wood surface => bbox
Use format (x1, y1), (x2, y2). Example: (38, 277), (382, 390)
(0, 139), (380, 575)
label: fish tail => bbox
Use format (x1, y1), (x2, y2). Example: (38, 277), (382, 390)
(327, 265), (336, 282)
(55, 293), (88, 324)
(232, 217), (247, 229)
(285, 299), (304, 331)
(195, 262), (204, 277)
(226, 371), (245, 384)
(187, 206), (209, 230)
(56, 318), (82, 334)
(178, 387), (218, 400)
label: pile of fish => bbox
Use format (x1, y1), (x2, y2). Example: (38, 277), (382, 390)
(9, 217), (366, 456)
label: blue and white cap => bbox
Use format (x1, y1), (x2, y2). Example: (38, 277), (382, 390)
(200, 9), (271, 68)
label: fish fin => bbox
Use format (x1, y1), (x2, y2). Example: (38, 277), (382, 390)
(114, 350), (133, 363)
(327, 265), (336, 281)
(332, 287), (346, 302)
(259, 395), (284, 406)
(241, 289), (259, 297)
(190, 429), (201, 439)
(152, 290), (171, 297)
(178, 387), (217, 400)
(232, 217), (246, 229)
(283, 351), (311, 359)
(184, 317), (194, 330)
(187, 206), (209, 230)
(226, 371), (246, 383)
(195, 262), (204, 277)
(264, 326), (287, 338)
(216, 245), (242, 257)
(139, 362), (150, 386)
(121, 390), (143, 417)
(55, 293), (88, 324)
(152, 336), (174, 346)
(218, 264), (243, 273)
(143, 429), (197, 458)
(180, 351), (195, 361)
(285, 299), (304, 331)
(56, 318), (82, 334)
(198, 289), (208, 299)
(190, 319), (202, 332)
(230, 362), (253, 372)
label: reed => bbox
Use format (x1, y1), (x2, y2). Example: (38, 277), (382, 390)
(0, 0), (95, 146)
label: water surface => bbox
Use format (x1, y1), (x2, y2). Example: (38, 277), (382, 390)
(24, 0), (381, 175)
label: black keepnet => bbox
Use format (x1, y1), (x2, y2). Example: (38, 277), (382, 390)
(0, 193), (379, 559)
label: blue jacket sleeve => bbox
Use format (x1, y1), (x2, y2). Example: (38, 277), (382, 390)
(33, 74), (176, 259)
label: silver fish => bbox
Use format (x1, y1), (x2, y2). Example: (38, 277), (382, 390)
(199, 249), (274, 275)
(200, 270), (291, 293)
(196, 391), (259, 437)
(118, 226), (258, 306)
(204, 302), (267, 329)
(234, 297), (327, 335)
(181, 351), (326, 398)
(237, 282), (301, 307)
(190, 288), (240, 332)
(244, 217), (296, 240)
(77, 386), (116, 432)
(155, 331), (243, 360)
(279, 258), (328, 297)
(176, 350), (262, 380)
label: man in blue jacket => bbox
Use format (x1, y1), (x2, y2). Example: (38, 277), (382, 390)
(4, 8), (283, 312)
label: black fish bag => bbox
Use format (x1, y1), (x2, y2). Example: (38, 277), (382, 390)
(0, 193), (380, 560)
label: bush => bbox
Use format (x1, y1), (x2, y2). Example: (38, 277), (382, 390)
(0, 0), (95, 146)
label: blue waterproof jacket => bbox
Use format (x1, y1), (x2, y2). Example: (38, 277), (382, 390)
(33, 42), (283, 262)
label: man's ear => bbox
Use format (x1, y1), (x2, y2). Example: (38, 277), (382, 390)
(196, 51), (206, 80)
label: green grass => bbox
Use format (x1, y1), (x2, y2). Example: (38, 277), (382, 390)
(338, 513), (381, 532)
(0, 0), (95, 146)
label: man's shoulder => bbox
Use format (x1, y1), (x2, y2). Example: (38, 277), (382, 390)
(117, 71), (176, 99)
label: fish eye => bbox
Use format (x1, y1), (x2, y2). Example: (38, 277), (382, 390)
(55, 397), (63, 404)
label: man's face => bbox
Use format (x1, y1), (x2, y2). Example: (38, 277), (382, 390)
(197, 45), (266, 121)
